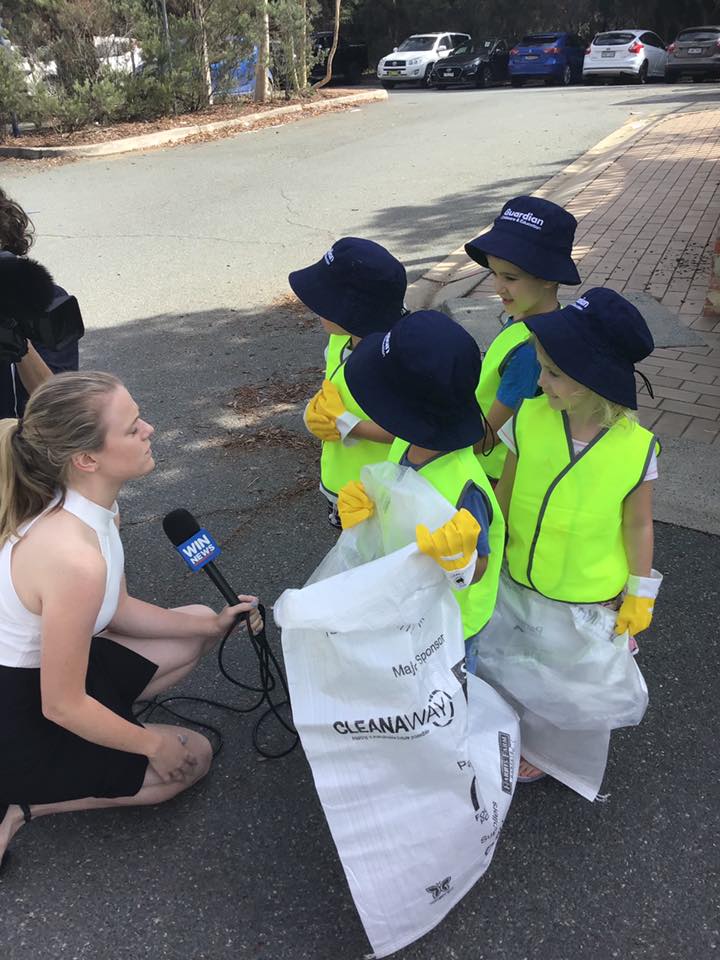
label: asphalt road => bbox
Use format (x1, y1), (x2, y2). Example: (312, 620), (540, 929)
(0, 82), (718, 959)
(2, 82), (719, 329)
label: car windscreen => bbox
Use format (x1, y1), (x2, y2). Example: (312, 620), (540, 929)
(452, 41), (486, 56)
(677, 28), (720, 42)
(593, 32), (636, 46)
(398, 37), (436, 51)
(520, 35), (560, 46)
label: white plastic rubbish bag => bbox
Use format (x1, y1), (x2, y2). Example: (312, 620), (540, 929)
(472, 572), (649, 801)
(274, 463), (520, 958)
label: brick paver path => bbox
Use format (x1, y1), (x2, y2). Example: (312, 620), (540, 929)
(468, 108), (720, 443)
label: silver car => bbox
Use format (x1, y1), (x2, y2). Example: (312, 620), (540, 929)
(666, 25), (720, 81)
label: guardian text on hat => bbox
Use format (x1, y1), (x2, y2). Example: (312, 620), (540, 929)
(465, 196), (580, 285)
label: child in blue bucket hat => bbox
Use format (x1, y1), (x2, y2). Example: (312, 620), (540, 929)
(464, 196), (580, 482)
(337, 309), (506, 655)
(493, 288), (662, 784)
(289, 238), (407, 528)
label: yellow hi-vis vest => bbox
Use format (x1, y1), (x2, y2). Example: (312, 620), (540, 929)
(320, 334), (391, 498)
(475, 320), (532, 480)
(506, 396), (659, 603)
(388, 439), (505, 638)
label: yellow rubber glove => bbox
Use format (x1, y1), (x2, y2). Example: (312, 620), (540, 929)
(305, 408), (341, 441)
(314, 379), (346, 421)
(615, 595), (654, 636)
(416, 509), (481, 590)
(337, 480), (374, 529)
(305, 380), (346, 441)
(305, 382), (341, 441)
(416, 509), (481, 570)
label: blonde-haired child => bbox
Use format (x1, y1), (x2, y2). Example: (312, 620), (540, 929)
(493, 288), (661, 787)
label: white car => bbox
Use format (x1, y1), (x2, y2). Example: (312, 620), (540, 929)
(377, 32), (470, 87)
(583, 29), (667, 83)
(94, 36), (143, 74)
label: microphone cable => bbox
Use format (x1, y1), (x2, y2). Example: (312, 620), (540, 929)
(134, 604), (299, 760)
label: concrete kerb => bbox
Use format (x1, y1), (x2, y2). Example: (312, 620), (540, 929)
(0, 89), (388, 160)
(405, 113), (657, 311)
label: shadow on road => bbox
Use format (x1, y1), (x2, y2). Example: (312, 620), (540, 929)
(0, 292), (714, 960)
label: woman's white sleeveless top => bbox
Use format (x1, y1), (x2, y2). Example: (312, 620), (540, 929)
(0, 489), (125, 668)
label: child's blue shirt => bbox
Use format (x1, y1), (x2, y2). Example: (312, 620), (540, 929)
(496, 318), (541, 410)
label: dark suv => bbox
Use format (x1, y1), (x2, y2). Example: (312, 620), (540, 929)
(310, 32), (368, 84)
(666, 26), (720, 81)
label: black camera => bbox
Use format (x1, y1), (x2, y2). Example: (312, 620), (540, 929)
(0, 255), (85, 363)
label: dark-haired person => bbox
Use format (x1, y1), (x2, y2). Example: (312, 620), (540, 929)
(0, 372), (262, 864)
(0, 186), (82, 417)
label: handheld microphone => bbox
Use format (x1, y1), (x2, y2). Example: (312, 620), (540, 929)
(159, 507), (297, 759)
(162, 508), (241, 608)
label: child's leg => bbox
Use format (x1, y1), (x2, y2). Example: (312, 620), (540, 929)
(326, 497), (342, 530)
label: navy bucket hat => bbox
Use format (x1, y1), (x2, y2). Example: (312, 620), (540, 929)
(288, 237), (407, 338)
(465, 196), (581, 285)
(344, 310), (486, 452)
(524, 288), (655, 409)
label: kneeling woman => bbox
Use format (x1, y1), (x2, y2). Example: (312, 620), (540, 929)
(0, 372), (261, 861)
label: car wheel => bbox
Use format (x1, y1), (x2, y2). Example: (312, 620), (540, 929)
(510, 78), (524, 87)
(475, 66), (492, 89)
(381, 80), (395, 89)
(692, 74), (707, 83)
(636, 61), (649, 84)
(561, 64), (572, 85)
(664, 70), (677, 83)
(421, 63), (434, 87)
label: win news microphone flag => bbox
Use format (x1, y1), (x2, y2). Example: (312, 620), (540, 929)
(162, 508), (240, 607)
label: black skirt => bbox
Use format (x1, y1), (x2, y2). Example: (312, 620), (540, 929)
(0, 636), (158, 805)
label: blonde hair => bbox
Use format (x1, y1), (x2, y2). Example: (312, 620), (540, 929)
(591, 394), (637, 429)
(0, 371), (122, 545)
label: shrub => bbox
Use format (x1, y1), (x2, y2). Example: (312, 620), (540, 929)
(0, 43), (31, 140)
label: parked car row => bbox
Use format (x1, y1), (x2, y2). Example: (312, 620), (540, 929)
(376, 25), (720, 89)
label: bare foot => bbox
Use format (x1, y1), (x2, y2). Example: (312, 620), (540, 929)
(0, 805), (27, 862)
(518, 757), (545, 781)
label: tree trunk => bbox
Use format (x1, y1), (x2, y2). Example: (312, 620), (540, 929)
(299, 0), (308, 89)
(313, 0), (340, 90)
(194, 0), (213, 106)
(254, 0), (270, 103)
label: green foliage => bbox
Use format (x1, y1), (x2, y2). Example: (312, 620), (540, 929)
(0, 43), (31, 139)
(1, 0), (324, 132)
(270, 0), (320, 95)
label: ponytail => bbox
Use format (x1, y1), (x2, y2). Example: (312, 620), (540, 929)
(0, 371), (122, 545)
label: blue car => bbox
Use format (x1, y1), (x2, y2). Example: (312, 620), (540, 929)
(211, 45), (272, 96)
(509, 32), (586, 86)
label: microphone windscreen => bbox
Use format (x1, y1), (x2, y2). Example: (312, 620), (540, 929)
(163, 508), (201, 546)
(0, 256), (55, 317)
